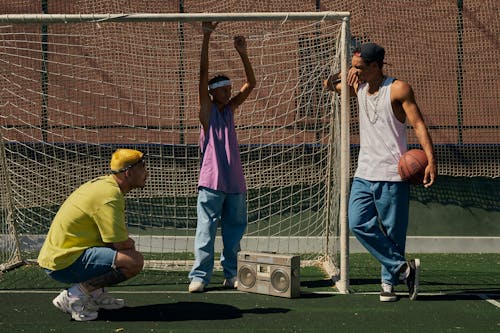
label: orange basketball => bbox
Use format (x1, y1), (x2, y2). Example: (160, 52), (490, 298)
(398, 149), (428, 185)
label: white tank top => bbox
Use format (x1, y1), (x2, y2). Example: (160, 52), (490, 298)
(354, 77), (407, 181)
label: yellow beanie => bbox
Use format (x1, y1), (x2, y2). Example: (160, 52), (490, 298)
(110, 149), (144, 173)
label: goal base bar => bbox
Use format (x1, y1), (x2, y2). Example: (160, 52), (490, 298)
(4, 235), (499, 253)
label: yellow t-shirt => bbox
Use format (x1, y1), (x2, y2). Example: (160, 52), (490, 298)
(37, 175), (128, 271)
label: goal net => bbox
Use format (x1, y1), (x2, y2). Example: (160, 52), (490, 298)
(0, 12), (350, 290)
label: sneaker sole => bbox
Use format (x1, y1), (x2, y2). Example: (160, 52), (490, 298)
(379, 295), (398, 302)
(380, 296), (398, 302)
(71, 312), (99, 321)
(409, 258), (420, 301)
(188, 288), (205, 293)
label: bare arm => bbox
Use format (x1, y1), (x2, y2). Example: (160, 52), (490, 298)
(393, 81), (437, 187)
(228, 35), (256, 110)
(323, 67), (359, 96)
(112, 237), (143, 279)
(112, 237), (136, 251)
(199, 22), (217, 132)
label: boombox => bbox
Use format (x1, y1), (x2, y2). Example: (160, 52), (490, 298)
(237, 251), (300, 298)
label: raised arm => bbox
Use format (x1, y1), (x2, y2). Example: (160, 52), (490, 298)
(199, 22), (218, 132)
(393, 80), (437, 187)
(229, 35), (256, 110)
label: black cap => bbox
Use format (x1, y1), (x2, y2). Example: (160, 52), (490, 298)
(354, 43), (385, 63)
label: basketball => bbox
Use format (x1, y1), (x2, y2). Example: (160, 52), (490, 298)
(398, 149), (428, 185)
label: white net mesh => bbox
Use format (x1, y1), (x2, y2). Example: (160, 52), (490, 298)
(0, 7), (347, 275)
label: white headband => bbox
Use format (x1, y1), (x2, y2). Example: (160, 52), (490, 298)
(208, 79), (231, 90)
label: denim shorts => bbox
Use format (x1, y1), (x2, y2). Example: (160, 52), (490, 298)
(45, 247), (117, 284)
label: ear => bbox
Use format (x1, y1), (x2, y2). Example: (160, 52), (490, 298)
(124, 169), (132, 178)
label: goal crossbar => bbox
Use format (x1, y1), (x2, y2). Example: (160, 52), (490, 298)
(0, 12), (350, 24)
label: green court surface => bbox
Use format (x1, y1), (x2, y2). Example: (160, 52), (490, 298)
(1, 253), (499, 332)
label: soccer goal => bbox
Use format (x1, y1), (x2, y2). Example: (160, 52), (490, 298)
(0, 12), (351, 292)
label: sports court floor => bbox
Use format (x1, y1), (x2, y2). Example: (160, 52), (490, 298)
(1, 253), (498, 332)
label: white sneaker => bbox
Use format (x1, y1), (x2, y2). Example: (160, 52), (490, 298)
(379, 283), (397, 302)
(188, 280), (205, 293)
(222, 277), (238, 289)
(93, 291), (126, 310)
(52, 290), (99, 321)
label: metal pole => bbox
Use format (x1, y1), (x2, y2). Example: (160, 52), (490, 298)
(0, 12), (351, 24)
(338, 16), (351, 294)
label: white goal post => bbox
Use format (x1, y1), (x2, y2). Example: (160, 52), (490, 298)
(0, 12), (351, 293)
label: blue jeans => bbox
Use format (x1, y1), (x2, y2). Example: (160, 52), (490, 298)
(189, 187), (247, 285)
(348, 178), (410, 285)
(45, 247), (117, 284)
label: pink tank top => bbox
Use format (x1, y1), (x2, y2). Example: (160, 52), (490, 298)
(198, 104), (246, 193)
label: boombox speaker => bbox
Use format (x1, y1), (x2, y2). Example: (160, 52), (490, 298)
(237, 251), (300, 298)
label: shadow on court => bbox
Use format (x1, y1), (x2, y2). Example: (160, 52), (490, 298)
(300, 279), (335, 288)
(417, 289), (500, 302)
(348, 278), (380, 286)
(98, 301), (290, 321)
